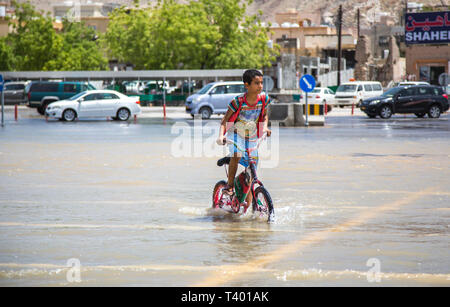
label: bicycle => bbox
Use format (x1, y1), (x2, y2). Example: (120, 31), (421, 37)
(212, 133), (275, 223)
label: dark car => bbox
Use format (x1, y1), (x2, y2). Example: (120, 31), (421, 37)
(25, 81), (96, 115)
(360, 85), (449, 119)
(3, 82), (28, 105)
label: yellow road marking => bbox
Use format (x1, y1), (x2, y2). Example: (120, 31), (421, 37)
(193, 187), (435, 286)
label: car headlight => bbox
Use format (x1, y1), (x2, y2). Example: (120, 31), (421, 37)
(370, 100), (380, 105)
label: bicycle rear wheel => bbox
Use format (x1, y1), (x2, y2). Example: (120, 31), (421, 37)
(212, 180), (227, 208)
(253, 186), (275, 223)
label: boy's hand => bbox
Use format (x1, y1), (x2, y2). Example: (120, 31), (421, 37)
(264, 128), (272, 137)
(216, 135), (226, 145)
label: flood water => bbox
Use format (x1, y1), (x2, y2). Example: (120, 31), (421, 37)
(0, 112), (449, 286)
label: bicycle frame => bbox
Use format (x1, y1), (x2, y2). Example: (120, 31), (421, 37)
(224, 133), (267, 206)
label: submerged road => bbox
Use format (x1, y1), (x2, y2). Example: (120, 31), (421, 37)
(0, 107), (449, 286)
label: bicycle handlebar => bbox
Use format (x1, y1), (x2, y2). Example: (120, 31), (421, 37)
(224, 132), (267, 152)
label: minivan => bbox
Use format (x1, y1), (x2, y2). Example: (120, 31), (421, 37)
(334, 81), (383, 107)
(185, 81), (246, 119)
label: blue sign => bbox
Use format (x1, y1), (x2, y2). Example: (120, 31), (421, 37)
(299, 74), (316, 92)
(405, 11), (450, 45)
(0, 74), (3, 92)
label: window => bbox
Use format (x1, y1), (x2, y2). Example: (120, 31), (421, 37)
(83, 94), (99, 101)
(31, 83), (58, 92)
(432, 88), (443, 96)
(372, 84), (382, 91)
(418, 87), (431, 95)
(101, 93), (119, 99)
(226, 84), (245, 94)
(5, 84), (25, 91)
(82, 84), (96, 91)
(357, 85), (363, 91)
(211, 86), (226, 95)
(399, 87), (416, 97)
(336, 85), (357, 92)
(311, 89), (321, 93)
(63, 84), (77, 93)
(364, 84), (373, 91)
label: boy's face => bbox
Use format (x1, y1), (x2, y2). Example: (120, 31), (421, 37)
(245, 76), (263, 94)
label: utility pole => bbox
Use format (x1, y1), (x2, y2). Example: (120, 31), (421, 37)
(337, 5), (342, 86)
(357, 8), (360, 38)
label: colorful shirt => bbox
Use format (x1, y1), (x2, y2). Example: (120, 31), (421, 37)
(228, 92), (271, 139)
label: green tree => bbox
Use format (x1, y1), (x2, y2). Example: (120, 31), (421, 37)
(44, 20), (108, 71)
(8, 0), (62, 70)
(0, 37), (16, 70)
(102, 3), (155, 69)
(104, 0), (278, 70)
(6, 0), (107, 71)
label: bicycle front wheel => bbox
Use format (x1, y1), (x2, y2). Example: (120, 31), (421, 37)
(253, 186), (275, 223)
(212, 180), (227, 209)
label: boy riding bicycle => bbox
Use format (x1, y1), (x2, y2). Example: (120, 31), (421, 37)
(216, 69), (272, 211)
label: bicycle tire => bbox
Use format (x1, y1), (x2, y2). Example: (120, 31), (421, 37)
(253, 186), (275, 223)
(212, 180), (227, 208)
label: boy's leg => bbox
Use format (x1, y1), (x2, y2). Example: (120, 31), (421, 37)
(227, 153), (241, 191)
(244, 176), (253, 211)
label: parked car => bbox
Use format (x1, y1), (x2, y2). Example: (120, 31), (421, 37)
(306, 87), (335, 109)
(26, 81), (96, 115)
(45, 90), (141, 122)
(185, 81), (246, 119)
(334, 81), (383, 107)
(360, 85), (449, 119)
(396, 81), (430, 87)
(3, 82), (28, 105)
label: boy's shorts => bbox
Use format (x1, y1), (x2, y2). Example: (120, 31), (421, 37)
(227, 133), (258, 168)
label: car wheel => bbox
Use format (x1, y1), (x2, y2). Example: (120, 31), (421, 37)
(414, 113), (426, 118)
(116, 108), (131, 121)
(62, 109), (77, 122)
(37, 105), (46, 115)
(427, 105), (441, 118)
(199, 107), (212, 119)
(117, 108), (131, 121)
(379, 105), (392, 119)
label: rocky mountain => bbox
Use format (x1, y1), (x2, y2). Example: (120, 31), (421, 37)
(247, 0), (447, 27)
(20, 0), (448, 29)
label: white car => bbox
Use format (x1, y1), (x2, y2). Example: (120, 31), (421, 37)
(306, 87), (335, 105)
(45, 90), (141, 122)
(334, 81), (383, 107)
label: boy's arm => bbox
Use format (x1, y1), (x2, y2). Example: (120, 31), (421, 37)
(262, 108), (271, 137)
(217, 108), (234, 145)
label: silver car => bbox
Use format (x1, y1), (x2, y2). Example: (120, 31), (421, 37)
(185, 81), (246, 119)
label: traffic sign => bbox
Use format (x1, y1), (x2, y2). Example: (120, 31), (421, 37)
(263, 76), (274, 92)
(299, 74), (316, 92)
(0, 74), (3, 92)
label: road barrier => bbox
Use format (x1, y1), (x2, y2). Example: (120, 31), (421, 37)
(268, 103), (325, 127)
(268, 103), (305, 126)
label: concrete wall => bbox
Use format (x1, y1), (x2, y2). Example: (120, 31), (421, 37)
(405, 44), (450, 84)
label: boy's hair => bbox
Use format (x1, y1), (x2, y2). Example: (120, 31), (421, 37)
(243, 69), (263, 85)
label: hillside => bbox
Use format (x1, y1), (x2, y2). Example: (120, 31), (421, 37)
(21, 0), (447, 29)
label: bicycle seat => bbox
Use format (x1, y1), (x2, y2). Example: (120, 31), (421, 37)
(217, 156), (231, 166)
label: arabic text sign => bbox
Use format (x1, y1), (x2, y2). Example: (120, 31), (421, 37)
(405, 11), (450, 45)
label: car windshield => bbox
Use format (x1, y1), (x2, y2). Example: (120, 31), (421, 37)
(196, 83), (215, 95)
(336, 84), (357, 92)
(68, 91), (87, 100)
(381, 87), (404, 97)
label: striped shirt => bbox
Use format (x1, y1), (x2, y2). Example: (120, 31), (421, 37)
(228, 92), (271, 139)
